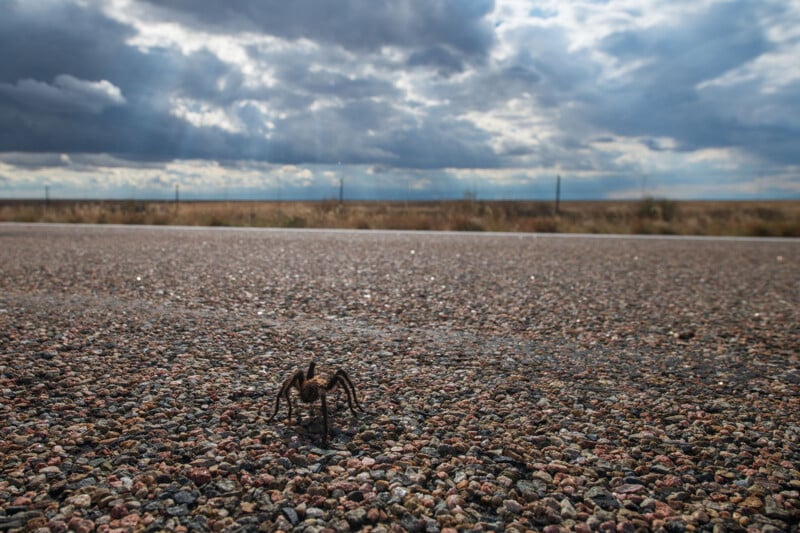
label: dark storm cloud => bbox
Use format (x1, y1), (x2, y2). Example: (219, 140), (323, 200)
(275, 63), (399, 101)
(0, 74), (125, 115)
(424, 60), (544, 113)
(601, 1), (770, 89)
(0, 0), (797, 200)
(382, 123), (499, 169)
(248, 96), (499, 169)
(588, 1), (799, 163)
(0, 2), (130, 82)
(407, 46), (467, 75)
(0, 1), (261, 161)
(0, 0), (502, 170)
(0, 152), (71, 169)
(475, 1), (800, 171)
(139, 0), (495, 58)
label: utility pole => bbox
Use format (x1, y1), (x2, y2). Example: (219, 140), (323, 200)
(339, 177), (344, 204)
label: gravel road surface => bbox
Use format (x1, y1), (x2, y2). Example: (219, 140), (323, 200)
(1, 224), (798, 532)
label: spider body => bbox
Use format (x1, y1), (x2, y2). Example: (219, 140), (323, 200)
(268, 362), (363, 444)
(299, 376), (325, 403)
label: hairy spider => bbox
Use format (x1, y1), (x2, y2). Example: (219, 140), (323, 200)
(268, 361), (363, 444)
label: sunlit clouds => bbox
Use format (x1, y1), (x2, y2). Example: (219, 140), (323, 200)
(0, 0), (798, 199)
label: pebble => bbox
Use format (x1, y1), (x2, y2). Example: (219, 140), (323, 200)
(1, 226), (799, 532)
(345, 507), (367, 527)
(560, 498), (578, 519)
(502, 498), (523, 514)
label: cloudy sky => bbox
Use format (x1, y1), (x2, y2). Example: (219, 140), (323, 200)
(1, 0), (799, 200)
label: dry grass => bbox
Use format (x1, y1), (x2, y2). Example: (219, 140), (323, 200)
(1, 198), (799, 237)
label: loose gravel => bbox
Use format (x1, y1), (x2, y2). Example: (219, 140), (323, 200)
(1, 224), (799, 533)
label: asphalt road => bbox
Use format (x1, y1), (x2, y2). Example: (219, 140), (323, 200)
(1, 223), (798, 531)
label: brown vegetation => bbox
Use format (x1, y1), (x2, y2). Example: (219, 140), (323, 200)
(1, 198), (798, 237)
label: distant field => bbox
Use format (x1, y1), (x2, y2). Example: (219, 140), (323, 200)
(1, 198), (799, 237)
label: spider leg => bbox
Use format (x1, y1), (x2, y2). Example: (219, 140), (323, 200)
(287, 387), (295, 424)
(291, 371), (306, 424)
(267, 378), (290, 421)
(333, 369), (364, 412)
(320, 391), (329, 446)
(325, 375), (354, 413)
(268, 371), (303, 422)
(306, 361), (316, 380)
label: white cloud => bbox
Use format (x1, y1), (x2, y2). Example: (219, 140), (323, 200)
(170, 96), (241, 132)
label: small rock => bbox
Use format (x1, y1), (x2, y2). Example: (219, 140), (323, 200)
(446, 494), (464, 509)
(119, 514), (140, 528)
(173, 490), (197, 505)
(0, 512), (43, 532)
(764, 495), (789, 520)
(502, 499), (523, 514)
(214, 479), (238, 493)
(614, 484), (646, 495)
(400, 513), (424, 532)
(281, 507), (299, 526)
(560, 498), (577, 519)
(346, 508), (367, 528)
(187, 467), (211, 486)
(690, 509), (710, 523)
(367, 507), (382, 523)
(391, 486), (408, 500)
(585, 486), (620, 510)
(48, 519), (68, 533)
(663, 519), (687, 533)
(347, 490), (364, 502)
(517, 479), (543, 501)
(66, 493), (92, 508)
(167, 504), (189, 517)
(67, 517), (94, 533)
(111, 503), (128, 519)
(306, 507), (325, 519)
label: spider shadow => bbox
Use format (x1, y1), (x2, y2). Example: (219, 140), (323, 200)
(271, 393), (367, 447)
(267, 361), (368, 447)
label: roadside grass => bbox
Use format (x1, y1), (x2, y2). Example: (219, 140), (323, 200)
(1, 199), (798, 237)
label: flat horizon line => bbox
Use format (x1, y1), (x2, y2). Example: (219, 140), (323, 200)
(2, 197), (799, 203)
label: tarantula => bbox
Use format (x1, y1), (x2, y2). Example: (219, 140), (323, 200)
(268, 361), (363, 444)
